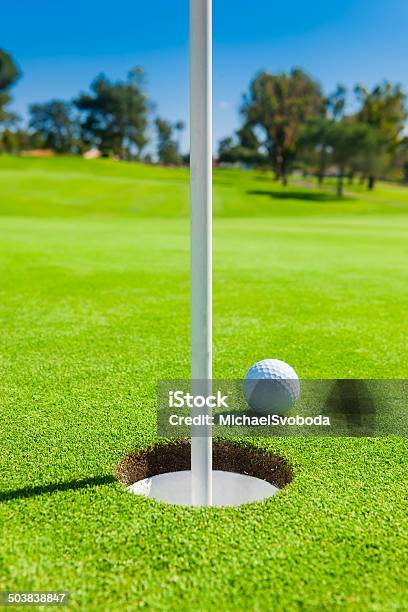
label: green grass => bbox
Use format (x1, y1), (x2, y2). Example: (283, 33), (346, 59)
(0, 155), (407, 611)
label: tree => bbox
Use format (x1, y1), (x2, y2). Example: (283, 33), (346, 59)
(354, 82), (407, 188)
(218, 122), (264, 166)
(0, 129), (29, 153)
(241, 68), (324, 184)
(326, 84), (347, 121)
(29, 100), (82, 153)
(218, 129), (267, 167)
(218, 137), (235, 162)
(326, 120), (369, 197)
(155, 117), (182, 165)
(0, 127), (45, 154)
(75, 68), (148, 159)
(352, 125), (390, 189)
(0, 49), (21, 125)
(236, 123), (261, 152)
(392, 137), (408, 183)
(299, 116), (332, 183)
(174, 120), (185, 155)
(299, 85), (347, 184)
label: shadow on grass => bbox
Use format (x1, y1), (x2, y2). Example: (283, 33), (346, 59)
(247, 189), (351, 202)
(0, 474), (115, 503)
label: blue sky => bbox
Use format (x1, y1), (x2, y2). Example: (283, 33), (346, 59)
(1, 0), (408, 152)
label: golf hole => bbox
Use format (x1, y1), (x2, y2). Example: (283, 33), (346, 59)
(116, 440), (292, 507)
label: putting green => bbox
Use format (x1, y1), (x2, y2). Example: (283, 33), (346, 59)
(0, 156), (407, 610)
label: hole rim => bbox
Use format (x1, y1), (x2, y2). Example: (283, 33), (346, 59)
(116, 439), (293, 491)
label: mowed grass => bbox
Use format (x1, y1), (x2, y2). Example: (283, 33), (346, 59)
(0, 156), (407, 610)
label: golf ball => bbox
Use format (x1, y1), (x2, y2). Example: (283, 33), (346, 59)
(244, 359), (300, 415)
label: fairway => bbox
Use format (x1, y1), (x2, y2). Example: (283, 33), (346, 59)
(0, 157), (407, 610)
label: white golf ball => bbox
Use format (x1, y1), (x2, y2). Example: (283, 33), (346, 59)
(244, 359), (300, 415)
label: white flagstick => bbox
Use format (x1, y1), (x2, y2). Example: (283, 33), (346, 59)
(190, 0), (213, 506)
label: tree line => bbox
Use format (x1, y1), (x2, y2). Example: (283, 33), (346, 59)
(219, 68), (408, 195)
(2, 49), (408, 193)
(0, 49), (185, 165)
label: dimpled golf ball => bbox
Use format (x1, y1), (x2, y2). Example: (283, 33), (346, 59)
(244, 359), (300, 415)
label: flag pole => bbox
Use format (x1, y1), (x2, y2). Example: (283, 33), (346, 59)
(190, 0), (213, 506)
